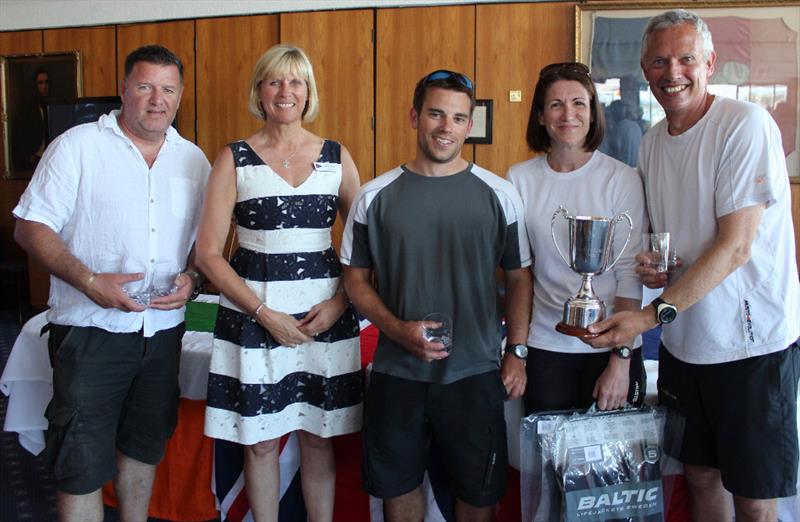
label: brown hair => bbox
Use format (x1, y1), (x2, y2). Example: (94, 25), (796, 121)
(412, 69), (476, 115)
(124, 45), (184, 83)
(526, 62), (605, 153)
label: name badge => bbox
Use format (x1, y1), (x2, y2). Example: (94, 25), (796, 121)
(313, 162), (338, 173)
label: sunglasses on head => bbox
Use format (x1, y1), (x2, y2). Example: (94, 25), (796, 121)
(539, 62), (591, 78)
(422, 69), (474, 93)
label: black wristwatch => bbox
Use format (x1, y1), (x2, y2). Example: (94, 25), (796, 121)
(651, 297), (677, 324)
(612, 346), (632, 359)
(505, 343), (528, 360)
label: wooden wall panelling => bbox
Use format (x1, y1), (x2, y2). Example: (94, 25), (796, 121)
(44, 26), (117, 96)
(0, 31), (43, 308)
(117, 20), (197, 143)
(475, 2), (575, 177)
(281, 9), (374, 184)
(281, 9), (374, 251)
(0, 31), (42, 55)
(196, 15), (278, 160)
(376, 6), (475, 175)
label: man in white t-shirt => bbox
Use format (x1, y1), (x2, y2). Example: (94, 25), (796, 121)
(587, 10), (799, 521)
(13, 45), (210, 521)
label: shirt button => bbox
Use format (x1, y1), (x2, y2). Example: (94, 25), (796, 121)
(150, 199), (155, 203)
(150, 259), (155, 263)
(151, 228), (155, 232)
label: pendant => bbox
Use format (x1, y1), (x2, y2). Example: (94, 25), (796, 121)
(282, 159), (290, 168)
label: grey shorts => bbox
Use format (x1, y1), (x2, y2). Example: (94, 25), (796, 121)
(45, 323), (184, 494)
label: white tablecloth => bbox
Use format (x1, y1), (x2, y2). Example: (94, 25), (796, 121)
(0, 295), (216, 455)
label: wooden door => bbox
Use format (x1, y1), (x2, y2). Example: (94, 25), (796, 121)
(475, 2), (575, 177)
(196, 15), (278, 160)
(117, 20), (197, 143)
(44, 26), (117, 96)
(376, 6), (475, 175)
(281, 9), (374, 184)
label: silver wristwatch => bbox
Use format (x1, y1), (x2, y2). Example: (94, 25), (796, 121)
(505, 343), (528, 360)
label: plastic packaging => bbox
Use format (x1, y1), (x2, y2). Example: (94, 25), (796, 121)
(521, 406), (683, 522)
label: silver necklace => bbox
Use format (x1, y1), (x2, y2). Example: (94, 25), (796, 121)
(278, 147), (300, 169)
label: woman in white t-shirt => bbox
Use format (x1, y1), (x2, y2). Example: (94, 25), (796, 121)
(506, 62), (648, 414)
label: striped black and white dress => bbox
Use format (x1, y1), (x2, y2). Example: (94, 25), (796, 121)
(204, 140), (363, 444)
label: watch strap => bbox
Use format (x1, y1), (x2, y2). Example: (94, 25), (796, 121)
(651, 297), (677, 324)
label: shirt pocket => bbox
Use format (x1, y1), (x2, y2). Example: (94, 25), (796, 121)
(168, 177), (199, 220)
(89, 253), (124, 274)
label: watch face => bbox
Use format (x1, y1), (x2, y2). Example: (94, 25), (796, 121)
(658, 305), (677, 324)
(508, 344), (528, 359)
(615, 346), (632, 359)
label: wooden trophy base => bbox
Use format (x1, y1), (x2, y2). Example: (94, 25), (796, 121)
(555, 322), (598, 339)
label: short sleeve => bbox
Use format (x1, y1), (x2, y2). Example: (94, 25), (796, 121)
(715, 105), (783, 217)
(13, 135), (80, 233)
(498, 185), (532, 270)
(340, 185), (372, 267)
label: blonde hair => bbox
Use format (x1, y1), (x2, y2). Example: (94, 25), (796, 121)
(248, 44), (319, 122)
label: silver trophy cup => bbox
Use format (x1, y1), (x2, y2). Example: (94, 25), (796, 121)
(550, 206), (633, 337)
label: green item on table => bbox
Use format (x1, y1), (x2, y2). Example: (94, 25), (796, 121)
(185, 300), (219, 332)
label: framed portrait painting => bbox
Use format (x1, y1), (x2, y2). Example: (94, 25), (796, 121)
(576, 2), (800, 180)
(1, 51), (82, 179)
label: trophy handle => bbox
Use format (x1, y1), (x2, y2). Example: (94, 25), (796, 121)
(605, 212), (633, 271)
(550, 206), (571, 267)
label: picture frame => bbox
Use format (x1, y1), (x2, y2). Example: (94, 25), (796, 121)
(1, 51), (82, 179)
(467, 99), (493, 144)
(576, 2), (800, 181)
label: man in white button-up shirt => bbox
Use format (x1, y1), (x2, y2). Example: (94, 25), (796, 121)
(13, 45), (210, 521)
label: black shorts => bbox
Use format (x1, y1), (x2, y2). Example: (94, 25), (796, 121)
(658, 341), (799, 499)
(523, 347), (645, 415)
(362, 371), (508, 507)
(45, 323), (184, 495)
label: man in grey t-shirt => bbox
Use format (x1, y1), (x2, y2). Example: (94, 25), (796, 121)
(341, 70), (532, 521)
